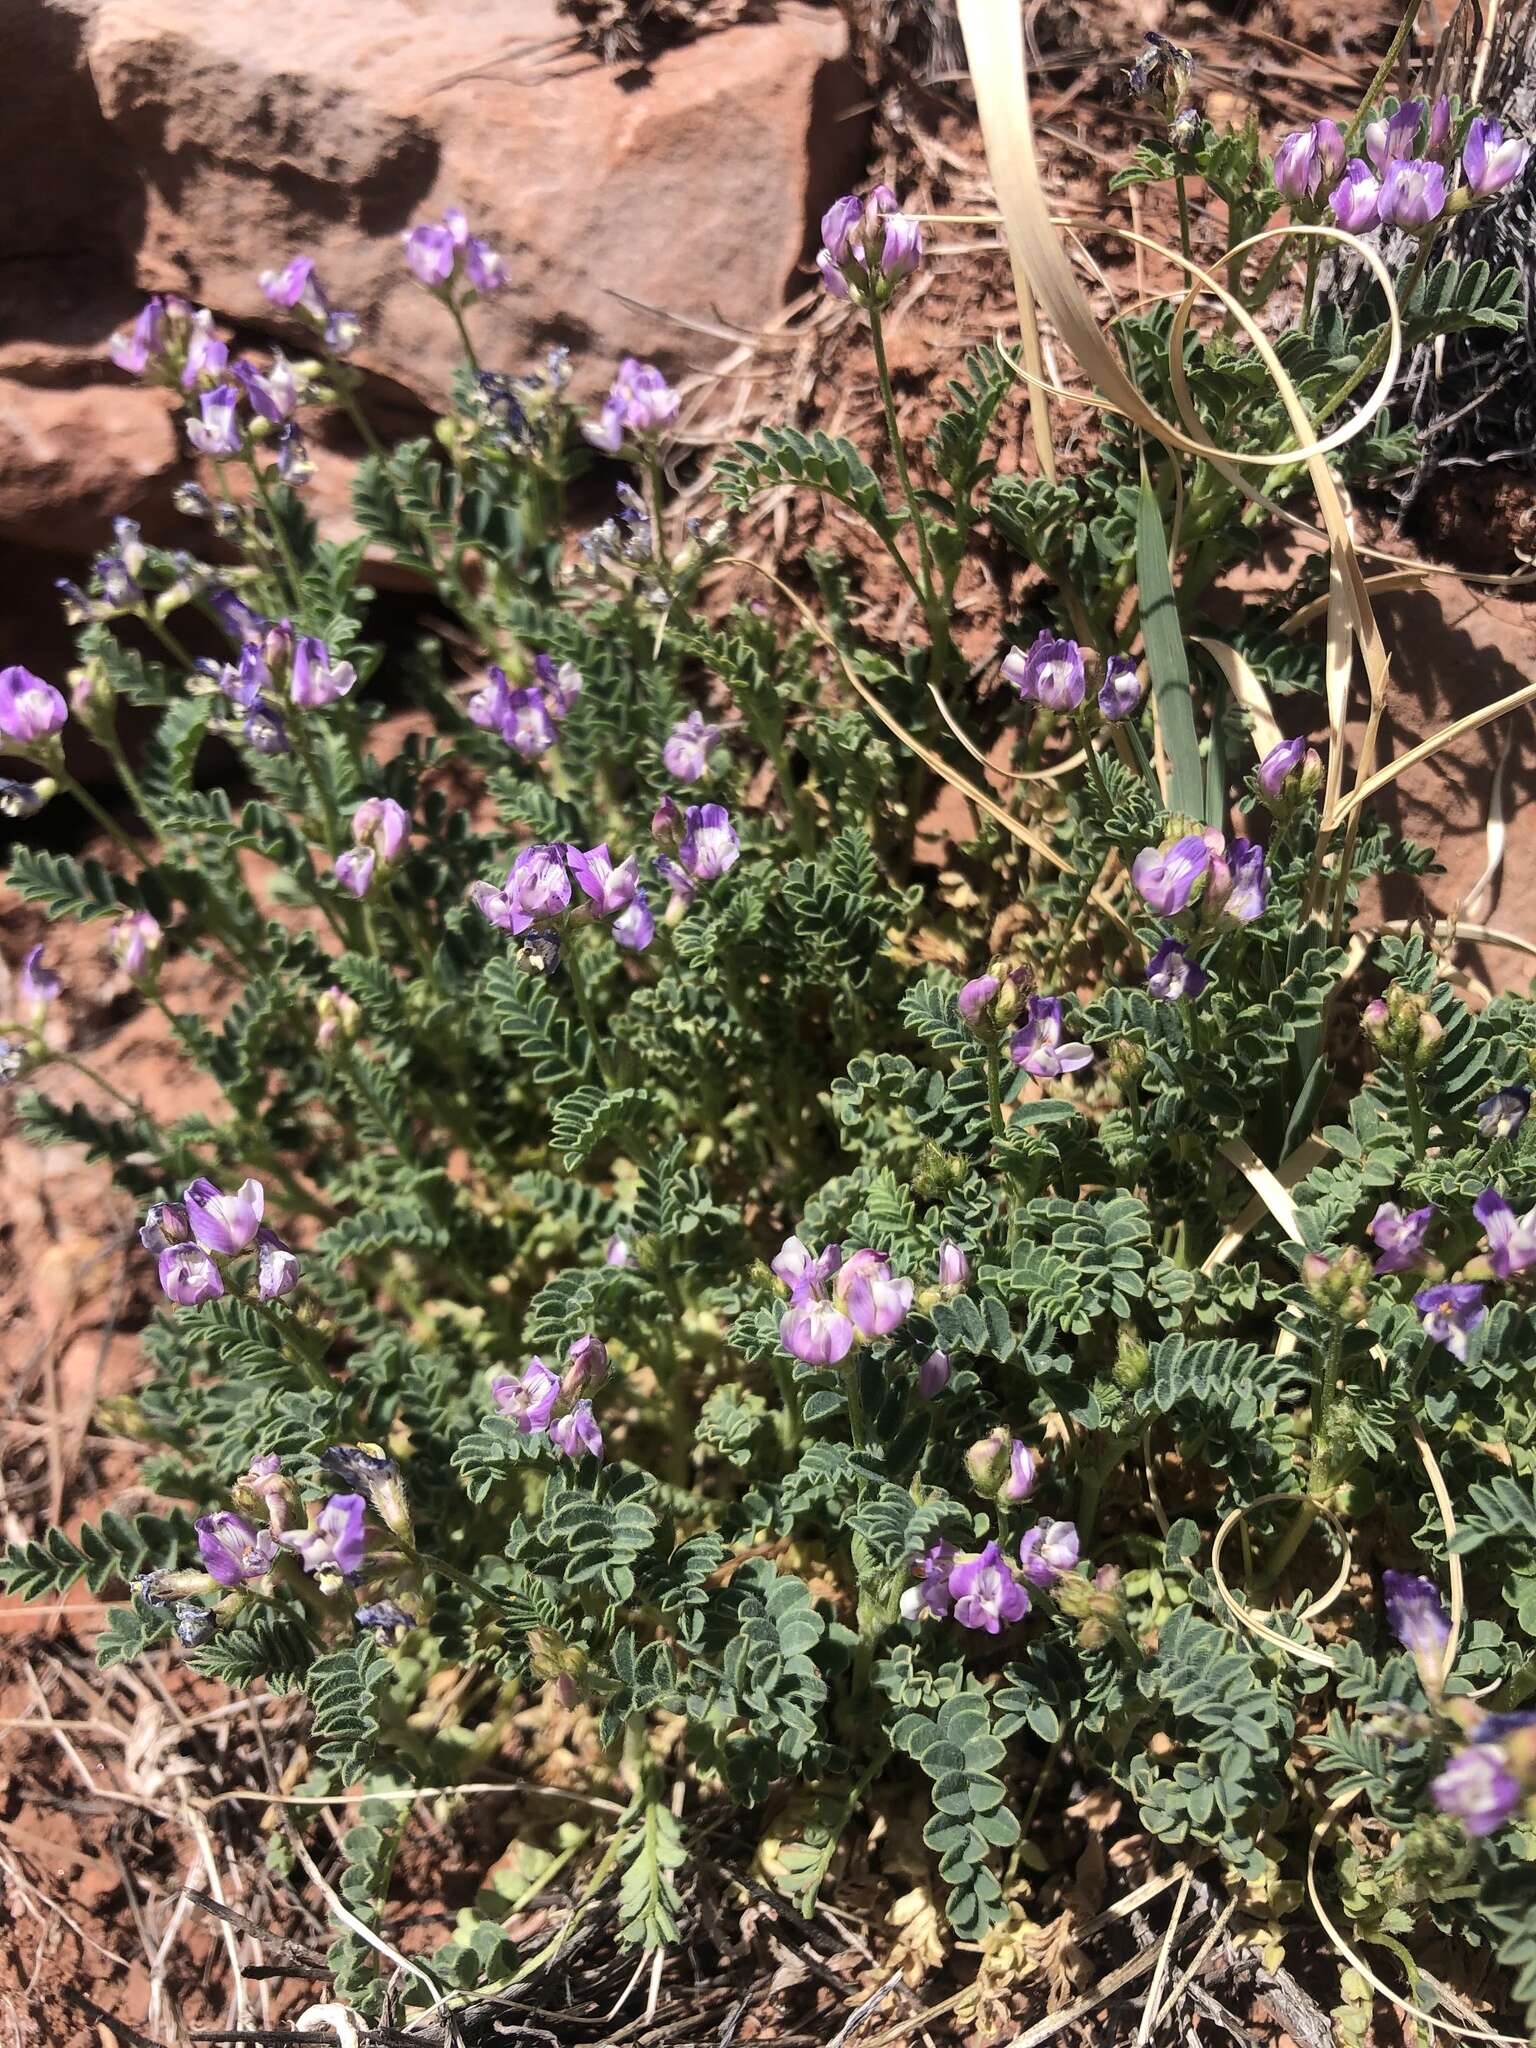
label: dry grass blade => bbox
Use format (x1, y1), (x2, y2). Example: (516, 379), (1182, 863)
(1333, 671), (1536, 826)
(1192, 637), (1282, 760)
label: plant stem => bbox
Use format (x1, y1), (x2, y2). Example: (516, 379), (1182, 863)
(845, 1366), (868, 1452)
(985, 1039), (1007, 1140)
(291, 714), (344, 857)
(447, 297), (481, 375)
(1174, 172), (1194, 268)
(46, 1050), (145, 1117)
(566, 943), (617, 1089)
(1403, 1065), (1431, 1161)
(1341, 0), (1428, 156)
(868, 302), (950, 676)
(246, 458), (306, 617)
(98, 727), (157, 836)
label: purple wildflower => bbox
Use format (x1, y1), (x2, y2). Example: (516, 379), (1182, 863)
(1463, 116), (1531, 197)
(1329, 159), (1382, 231)
(816, 185), (922, 298)
(491, 1358), (561, 1435)
(916, 1351), (951, 1400)
(1378, 158), (1447, 229)
(899, 1541), (956, 1621)
(181, 311), (228, 389)
(255, 1227), (300, 1301)
(1365, 100), (1426, 170)
(1018, 1519), (1081, 1588)
(582, 357), (680, 452)
(1223, 839), (1269, 925)
(278, 1494), (367, 1579)
(1146, 938), (1208, 1001)
(777, 1240), (855, 1365)
(1273, 120), (1346, 200)
(537, 655), (583, 719)
(1257, 737), (1306, 798)
(111, 912), (163, 982)
(1432, 1745), (1522, 1837)
(158, 1244), (225, 1307)
(611, 890), (655, 952)
(678, 804), (739, 881)
(957, 975), (1001, 1029)
(186, 384), (242, 457)
(662, 710), (719, 783)
(233, 355), (298, 423)
(937, 1241), (970, 1291)
(1098, 655), (1143, 721)
(1002, 630), (1086, 712)
(550, 1400), (603, 1461)
(506, 687), (559, 760)
(1132, 834), (1210, 918)
(196, 1511), (277, 1586)
(259, 257), (327, 319)
(351, 797), (410, 868)
(290, 636), (356, 709)
(834, 1248), (914, 1340)
(1414, 1281), (1486, 1359)
(1001, 1441), (1042, 1504)
(403, 222), (456, 286)
(1369, 1201), (1434, 1274)
(0, 666), (68, 746)
(563, 1334), (610, 1397)
(606, 1235), (631, 1268)
(1009, 996), (1093, 1079)
(472, 843), (573, 934)
(140, 1202), (191, 1253)
(109, 297), (166, 374)
(1474, 1187), (1536, 1279)
(569, 843), (640, 918)
(949, 1543), (1030, 1633)
(334, 849), (375, 898)
(1382, 1569), (1450, 1662)
(183, 1175), (264, 1256)
(1478, 1087), (1530, 1141)
(16, 945), (60, 1023)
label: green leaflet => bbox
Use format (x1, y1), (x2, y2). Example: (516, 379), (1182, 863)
(1135, 473), (1205, 819)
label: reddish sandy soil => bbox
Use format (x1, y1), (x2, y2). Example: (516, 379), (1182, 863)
(2, 0), (1532, 2041)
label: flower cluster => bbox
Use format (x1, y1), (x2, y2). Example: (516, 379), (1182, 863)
(1132, 828), (1268, 928)
(901, 1521), (1083, 1633)
(583, 358), (681, 454)
(142, 1176), (299, 1309)
(402, 209), (508, 296)
(491, 1334), (610, 1462)
(775, 1237), (914, 1365)
(468, 654), (582, 760)
(816, 184), (923, 305)
(199, 610), (357, 756)
(1271, 95), (1530, 236)
(259, 256), (361, 354)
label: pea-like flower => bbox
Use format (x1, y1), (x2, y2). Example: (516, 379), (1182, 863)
(582, 357), (680, 453)
(1098, 655), (1144, 721)
(234, 355), (299, 424)
(1018, 1518), (1081, 1588)
(196, 1510), (277, 1586)
(1368, 1201), (1434, 1274)
(320, 1444), (410, 1542)
(1365, 99), (1426, 171)
(834, 1247), (914, 1339)
(1256, 736), (1310, 802)
(491, 1359), (561, 1435)
(662, 710), (720, 784)
(569, 843), (640, 918)
(937, 1241), (970, 1291)
(1413, 1280), (1486, 1359)
(260, 256), (328, 319)
(109, 297), (167, 375)
(255, 1227), (301, 1301)
(140, 1202), (191, 1253)
(472, 843), (574, 934)
(158, 1243), (226, 1306)
(0, 665), (68, 746)
(949, 1542), (1030, 1633)
(1478, 1086), (1530, 1141)
(1378, 157), (1447, 229)
(183, 1175), (265, 1256)
(1462, 116), (1531, 197)
(1328, 159), (1382, 232)
(403, 221), (457, 286)
(1474, 1187), (1536, 1279)
(468, 667), (555, 759)
(535, 654), (583, 720)
(816, 184), (923, 302)
(15, 945), (60, 1027)
(186, 383), (243, 457)
(1146, 938), (1208, 1002)
(611, 890), (655, 953)
(957, 974), (1001, 1029)
(1432, 1744), (1522, 1836)
(1273, 119), (1346, 200)
(181, 311), (229, 389)
(290, 636), (357, 709)
(563, 1334), (610, 1398)
(278, 1494), (367, 1580)
(111, 912), (163, 983)
(678, 803), (740, 881)
(1131, 834), (1210, 918)
(1002, 630), (1085, 712)
(606, 1235), (632, 1268)
(1009, 996), (1093, 1079)
(899, 1541), (957, 1620)
(1002, 1441), (1042, 1504)
(551, 1400), (603, 1461)
(1382, 1569), (1450, 1694)
(916, 1350), (951, 1400)
(776, 1238), (854, 1366)
(1223, 839), (1269, 925)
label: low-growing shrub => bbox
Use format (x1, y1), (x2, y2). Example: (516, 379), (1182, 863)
(4, 21), (1535, 2035)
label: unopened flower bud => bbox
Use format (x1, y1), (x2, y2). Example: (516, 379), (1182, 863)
(316, 983), (361, 1056)
(1302, 1245), (1372, 1324)
(1363, 983), (1444, 1072)
(965, 1428), (1013, 1498)
(937, 1240), (970, 1291)
(916, 1350), (951, 1400)
(231, 1452), (301, 1534)
(1107, 1038), (1147, 1091)
(956, 974), (1000, 1033)
(1112, 1326), (1150, 1391)
(651, 795), (681, 844)
(561, 1332), (610, 1399)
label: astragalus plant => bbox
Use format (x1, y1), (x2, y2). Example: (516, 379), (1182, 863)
(3, 19), (1536, 2037)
